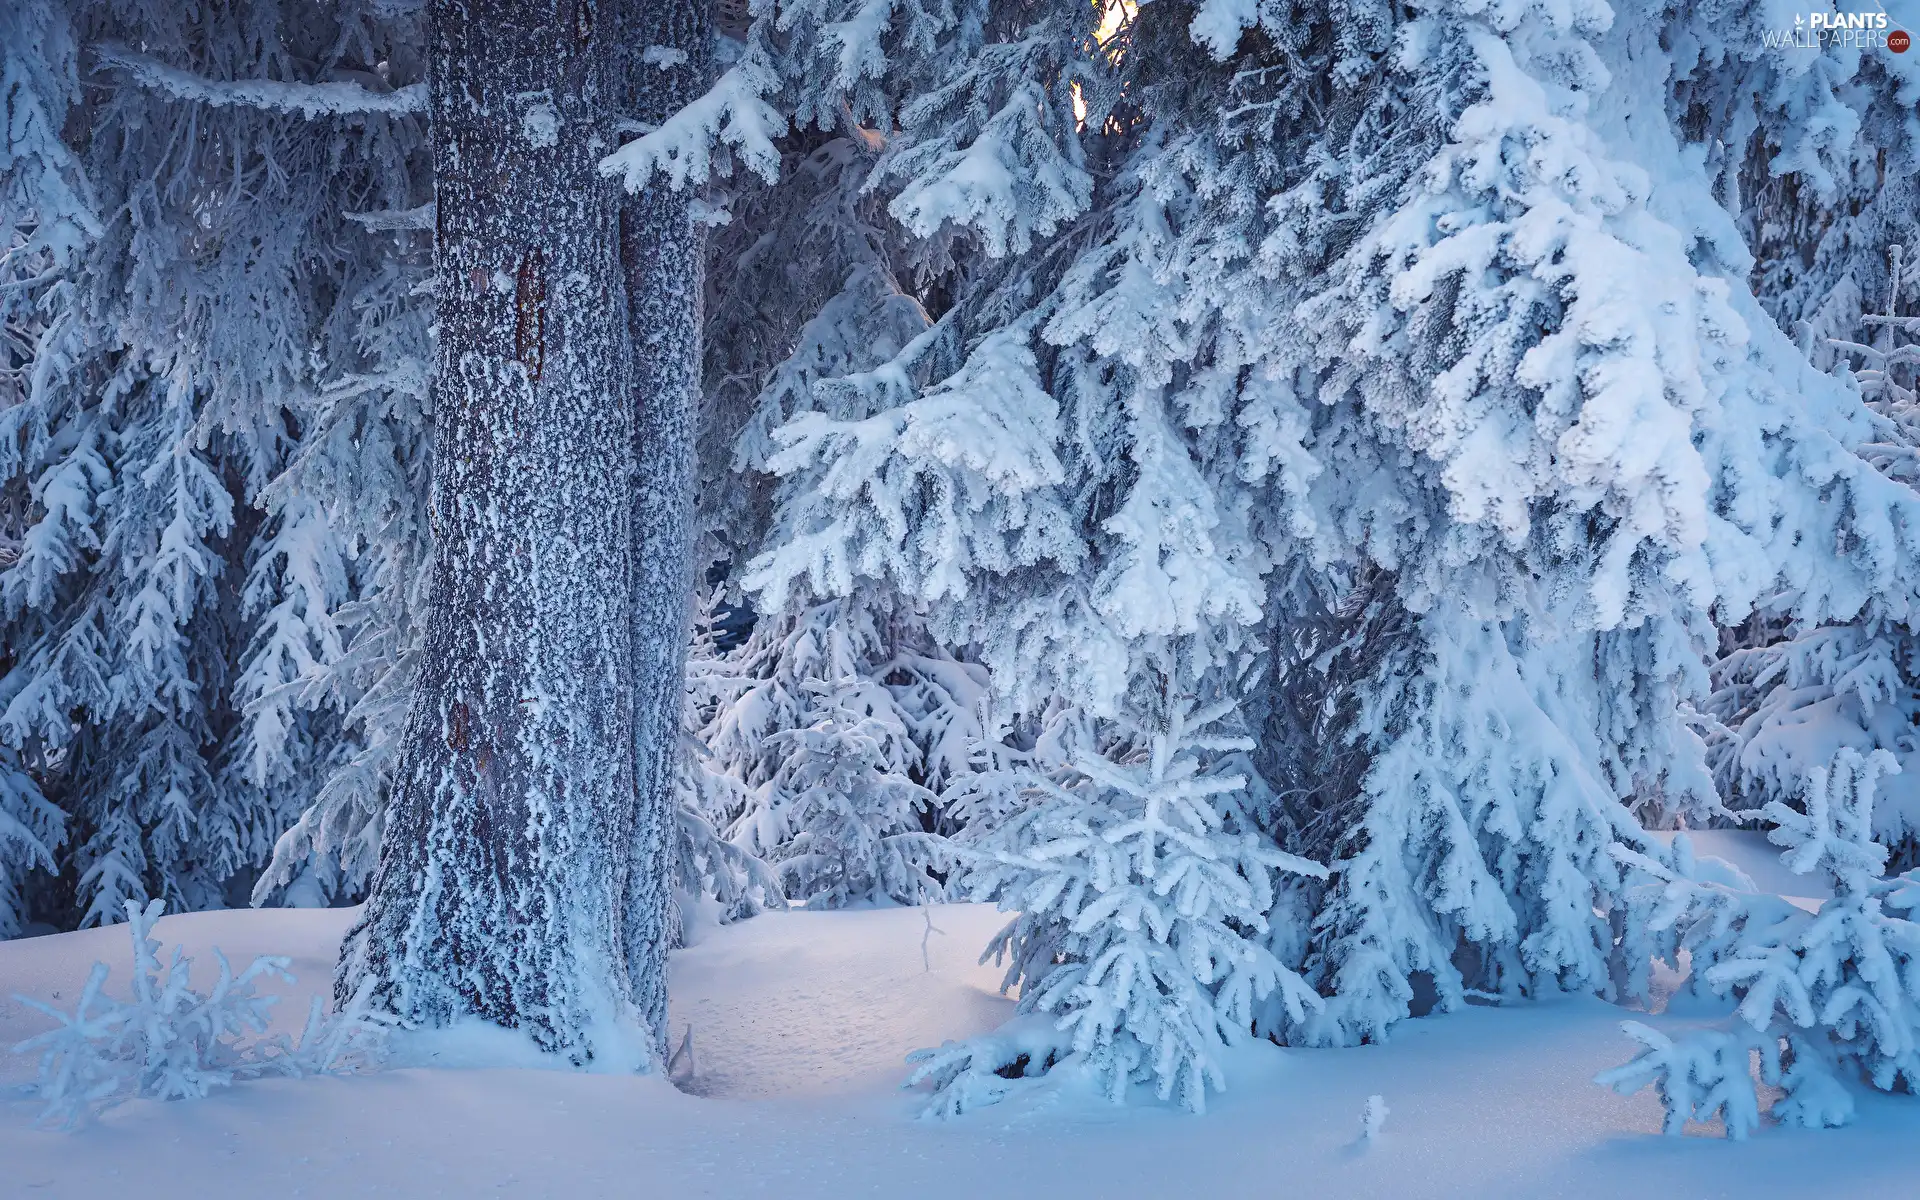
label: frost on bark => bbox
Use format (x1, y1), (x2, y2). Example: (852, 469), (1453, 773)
(338, 0), (648, 1062)
(613, 0), (711, 1053)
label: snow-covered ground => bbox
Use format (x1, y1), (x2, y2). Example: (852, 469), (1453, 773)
(4, 863), (1915, 1199)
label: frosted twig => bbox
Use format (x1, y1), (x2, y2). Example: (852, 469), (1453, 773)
(345, 203), (435, 232)
(921, 903), (945, 972)
(667, 1024), (697, 1084)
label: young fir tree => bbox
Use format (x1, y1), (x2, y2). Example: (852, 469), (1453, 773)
(914, 650), (1326, 1113)
(674, 591), (779, 925)
(697, 596), (979, 907)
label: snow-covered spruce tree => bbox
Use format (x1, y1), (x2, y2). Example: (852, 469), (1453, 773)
(619, 0), (1920, 1108)
(1676, 0), (1920, 873)
(737, 660), (944, 907)
(337, 0), (660, 1061)
(1602, 748), (1920, 1135)
(686, 111), (998, 913)
(1124, 0), (1920, 1049)
(698, 596), (977, 907)
(912, 651), (1326, 1113)
(1, 0), (431, 930)
(1167, 0), (1920, 1044)
(1706, 248), (1920, 872)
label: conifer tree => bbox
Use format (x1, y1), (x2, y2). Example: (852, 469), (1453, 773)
(611, 0), (716, 1046)
(699, 597), (975, 907)
(338, 0), (671, 1060)
(623, 0), (1920, 1110)
(2, 0), (431, 929)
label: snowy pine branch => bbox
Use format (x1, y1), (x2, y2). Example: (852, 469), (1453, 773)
(599, 59), (785, 191)
(1602, 750), (1920, 1136)
(93, 44), (426, 118)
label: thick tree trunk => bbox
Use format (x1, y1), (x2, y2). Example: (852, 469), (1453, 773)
(339, 0), (647, 1063)
(614, 0), (711, 1057)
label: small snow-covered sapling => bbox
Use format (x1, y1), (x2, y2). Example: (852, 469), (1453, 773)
(9, 900), (388, 1127)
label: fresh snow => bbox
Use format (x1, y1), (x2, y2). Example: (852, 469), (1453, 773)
(519, 101), (560, 149)
(664, 904), (1014, 1098)
(5, 903), (1916, 1198)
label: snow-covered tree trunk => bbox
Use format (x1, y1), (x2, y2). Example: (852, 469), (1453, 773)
(612, 0), (711, 1054)
(338, 0), (649, 1062)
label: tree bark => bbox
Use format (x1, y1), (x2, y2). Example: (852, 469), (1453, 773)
(339, 0), (647, 1063)
(614, 0), (711, 1058)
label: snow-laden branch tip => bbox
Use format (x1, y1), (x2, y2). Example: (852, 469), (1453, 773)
(94, 44), (427, 119)
(1360, 1095), (1389, 1143)
(598, 63), (785, 192)
(346, 203), (435, 232)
